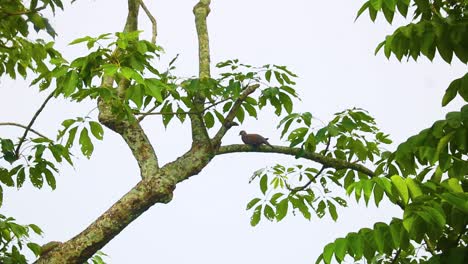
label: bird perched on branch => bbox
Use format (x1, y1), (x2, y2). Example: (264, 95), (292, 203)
(239, 130), (273, 148)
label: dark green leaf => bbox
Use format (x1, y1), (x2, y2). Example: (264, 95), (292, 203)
(327, 200), (338, 221)
(89, 121), (104, 140)
(260, 175), (268, 194)
(250, 205), (262, 226)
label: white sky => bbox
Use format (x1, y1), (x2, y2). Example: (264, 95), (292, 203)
(0, 0), (466, 263)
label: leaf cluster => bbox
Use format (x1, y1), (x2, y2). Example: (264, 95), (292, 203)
(0, 214), (43, 264)
(0, 0), (64, 79)
(357, 0), (468, 63)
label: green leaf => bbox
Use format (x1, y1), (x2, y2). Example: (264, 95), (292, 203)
(203, 112), (215, 129)
(66, 126), (78, 148)
(29, 167), (44, 188)
(275, 198), (288, 221)
(440, 193), (468, 213)
(373, 223), (387, 253)
(17, 167), (25, 188)
(405, 178), (422, 200)
(79, 128), (94, 158)
(370, 0), (383, 10)
(102, 64), (119, 76)
(89, 121), (104, 140)
(362, 180), (374, 206)
(327, 200), (338, 221)
(246, 198), (261, 210)
(373, 183), (384, 206)
(44, 168), (56, 190)
(242, 102), (257, 118)
(355, 2), (370, 21)
(28, 224), (43, 235)
(27, 242), (42, 257)
(145, 79), (163, 102)
(260, 175), (268, 194)
(236, 106), (245, 123)
(346, 233), (364, 259)
(396, 0), (409, 17)
(250, 205), (262, 226)
(279, 92), (293, 114)
(265, 70), (272, 82)
(69, 36), (93, 45)
(442, 79), (460, 106)
(445, 178), (463, 193)
(334, 238), (347, 262)
(389, 220), (402, 248)
(322, 243), (335, 264)
(63, 71), (79, 97)
(264, 204), (275, 221)
(391, 175), (409, 204)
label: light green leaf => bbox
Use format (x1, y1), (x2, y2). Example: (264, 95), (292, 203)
(391, 175), (409, 204)
(370, 0), (383, 10)
(145, 79), (163, 102)
(405, 178), (422, 200)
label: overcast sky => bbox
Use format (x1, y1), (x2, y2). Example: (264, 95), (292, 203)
(0, 0), (466, 263)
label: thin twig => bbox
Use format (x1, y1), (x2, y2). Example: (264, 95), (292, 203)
(137, 97), (233, 122)
(15, 91), (55, 157)
(0, 122), (51, 140)
(203, 97), (232, 112)
(290, 165), (327, 193)
(0, 5), (46, 17)
(137, 110), (194, 116)
(139, 0), (157, 44)
(289, 135), (332, 192)
(137, 104), (158, 122)
(212, 84), (260, 145)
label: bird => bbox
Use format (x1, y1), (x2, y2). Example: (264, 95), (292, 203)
(239, 130), (273, 148)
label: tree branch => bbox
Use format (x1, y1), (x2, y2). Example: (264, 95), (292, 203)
(212, 84), (260, 146)
(35, 141), (215, 264)
(190, 0), (212, 147)
(0, 122), (51, 140)
(216, 144), (375, 177)
(139, 0), (157, 44)
(15, 91), (54, 157)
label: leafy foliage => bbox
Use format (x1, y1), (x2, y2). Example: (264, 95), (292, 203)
(0, 214), (43, 264)
(357, 0), (468, 63)
(0, 0), (64, 79)
(247, 108), (392, 225)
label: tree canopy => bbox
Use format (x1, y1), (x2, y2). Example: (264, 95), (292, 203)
(0, 0), (466, 263)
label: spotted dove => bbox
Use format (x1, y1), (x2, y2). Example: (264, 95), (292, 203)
(239, 130), (273, 147)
